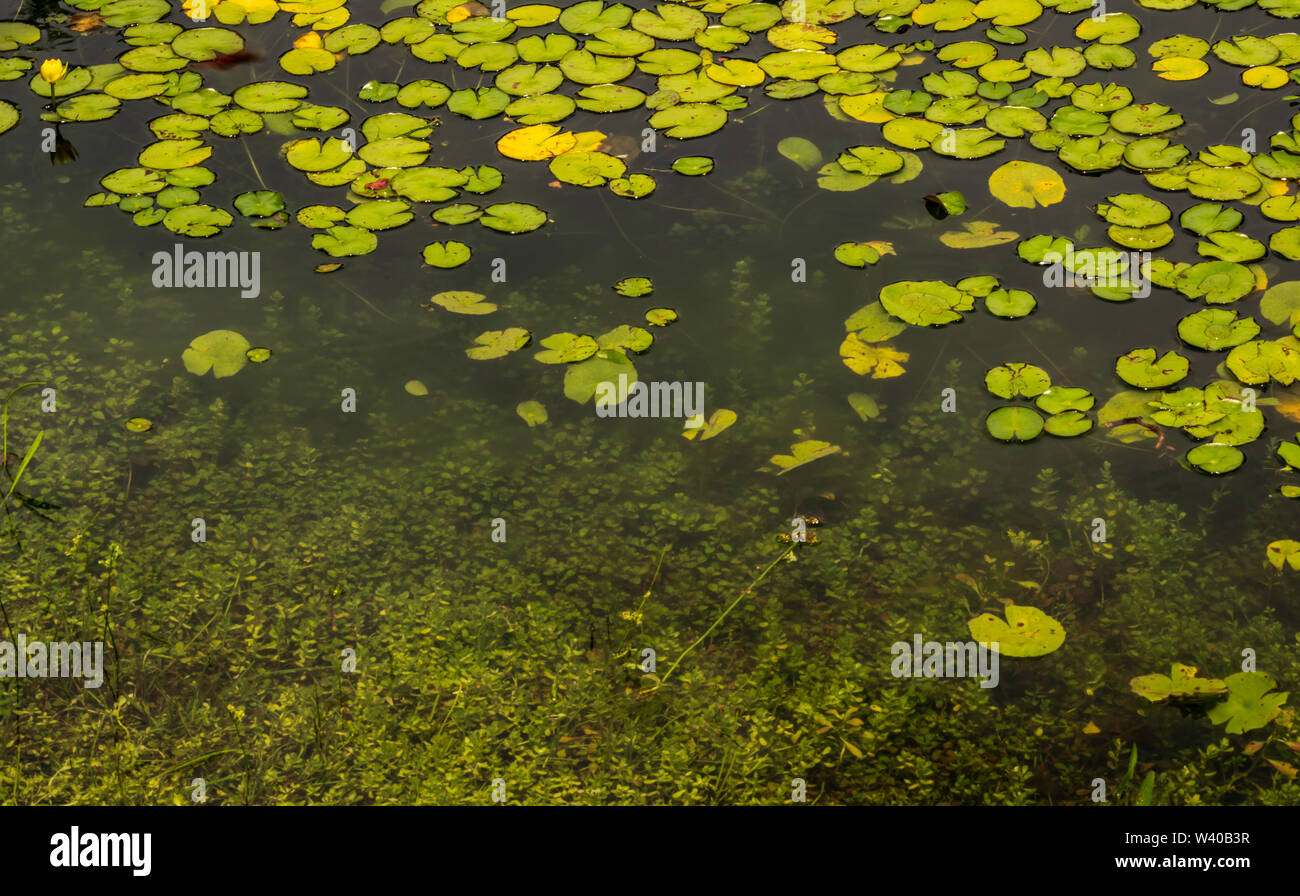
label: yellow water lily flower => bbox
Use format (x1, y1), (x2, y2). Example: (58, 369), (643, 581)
(39, 58), (68, 84)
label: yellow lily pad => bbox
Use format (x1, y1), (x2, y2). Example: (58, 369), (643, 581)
(967, 602), (1065, 657)
(987, 159), (1066, 208)
(839, 333), (909, 378)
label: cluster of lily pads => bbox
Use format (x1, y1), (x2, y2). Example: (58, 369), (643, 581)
(1131, 662), (1290, 736)
(983, 362), (1094, 440)
(5, 1), (1300, 544)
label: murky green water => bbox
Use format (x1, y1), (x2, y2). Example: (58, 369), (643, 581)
(1, 0), (1299, 805)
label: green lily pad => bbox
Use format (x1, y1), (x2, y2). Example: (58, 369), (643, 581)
(0, 22), (39, 51)
(358, 137), (430, 168)
(138, 139), (211, 169)
(984, 288), (1037, 318)
(433, 204), (482, 225)
(597, 325), (653, 353)
(182, 329), (251, 378)
(1270, 226), (1300, 261)
(1098, 193), (1171, 227)
(346, 200), (413, 230)
(986, 362), (1051, 398)
(1174, 261), (1255, 304)
(1199, 232), (1266, 263)
(172, 26), (244, 62)
(426, 290), (497, 315)
(880, 279), (972, 326)
(297, 205), (347, 229)
(1043, 410), (1093, 436)
(535, 332), (599, 364)
(550, 150), (626, 187)
(446, 86), (511, 119)
(1116, 348), (1190, 388)
(565, 349), (638, 404)
(233, 81), (308, 113)
(645, 307), (678, 326)
(1261, 282), (1300, 326)
(769, 439), (843, 475)
(162, 204), (232, 237)
(479, 202), (547, 233)
(397, 80), (452, 110)
(312, 226), (379, 257)
(1226, 339), (1300, 385)
(1178, 309), (1261, 350)
(609, 174), (656, 198)
(467, 327), (531, 360)
(1036, 387), (1094, 414)
(358, 80), (401, 102)
(285, 137), (353, 172)
(1130, 663), (1228, 702)
(54, 94), (121, 122)
(234, 190), (285, 218)
(672, 155), (714, 176)
(1206, 672), (1289, 733)
(422, 240), (471, 268)
(614, 277), (653, 298)
(1187, 442), (1245, 473)
(967, 603), (1064, 656)
(834, 242), (883, 267)
(648, 102), (727, 138)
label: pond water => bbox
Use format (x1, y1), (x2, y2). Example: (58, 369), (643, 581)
(1, 0), (1299, 805)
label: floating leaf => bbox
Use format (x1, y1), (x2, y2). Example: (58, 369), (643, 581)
(181, 329), (251, 378)
(614, 277), (653, 297)
(1115, 348), (1190, 389)
(879, 279), (972, 326)
(564, 349), (637, 404)
(985, 362), (1051, 398)
(467, 327), (530, 360)
(769, 439), (842, 475)
(967, 603), (1065, 657)
(312, 226), (378, 258)
(940, 220), (1018, 248)
(425, 290), (497, 315)
(1130, 663), (1228, 702)
(535, 332), (598, 364)
(1260, 282), (1300, 327)
(1267, 539), (1300, 571)
(422, 241), (471, 268)
(1206, 672), (1289, 733)
(834, 242), (882, 267)
(985, 406), (1045, 441)
(840, 334), (909, 378)
(987, 160), (1066, 208)
(479, 202), (547, 233)
(672, 155), (714, 175)
(682, 409), (737, 441)
(1177, 309), (1260, 350)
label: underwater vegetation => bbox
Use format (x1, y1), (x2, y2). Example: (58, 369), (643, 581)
(1, 0), (1299, 805)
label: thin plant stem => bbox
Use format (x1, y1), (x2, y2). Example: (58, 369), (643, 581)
(660, 544), (795, 684)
